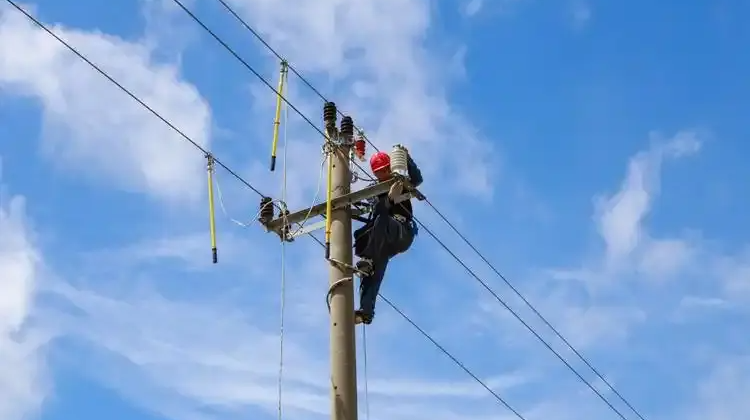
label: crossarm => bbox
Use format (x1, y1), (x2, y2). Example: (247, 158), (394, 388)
(263, 178), (422, 234)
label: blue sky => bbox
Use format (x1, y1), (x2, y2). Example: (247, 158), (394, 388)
(1, 0), (749, 419)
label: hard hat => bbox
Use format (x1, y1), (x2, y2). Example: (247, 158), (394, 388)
(369, 151), (391, 173)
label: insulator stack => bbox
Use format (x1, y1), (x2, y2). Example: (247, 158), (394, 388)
(340, 116), (354, 139)
(389, 144), (410, 179)
(323, 101), (337, 127)
(354, 137), (366, 161)
(258, 197), (274, 224)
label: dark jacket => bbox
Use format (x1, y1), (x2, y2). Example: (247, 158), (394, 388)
(365, 153), (422, 221)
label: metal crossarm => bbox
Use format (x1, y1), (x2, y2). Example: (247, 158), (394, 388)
(263, 178), (422, 234)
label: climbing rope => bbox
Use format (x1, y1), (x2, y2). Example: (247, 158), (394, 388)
(277, 69), (290, 420)
(286, 154), (327, 237)
(215, 174), (280, 227)
(362, 325), (371, 420)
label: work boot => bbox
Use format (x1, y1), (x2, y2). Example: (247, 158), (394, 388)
(354, 309), (373, 325)
(355, 258), (374, 277)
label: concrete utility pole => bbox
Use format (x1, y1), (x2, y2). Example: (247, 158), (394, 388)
(260, 102), (423, 420)
(324, 102), (359, 420)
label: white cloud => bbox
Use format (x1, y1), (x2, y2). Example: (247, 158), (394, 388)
(477, 279), (646, 352)
(556, 305), (646, 349)
(568, 128), (750, 319)
(637, 238), (695, 280)
(463, 0), (484, 17)
(570, 1), (592, 29)
(4, 3), (750, 420)
(45, 275), (532, 420)
(0, 3), (212, 204)
(715, 250), (750, 301)
(461, 0), (524, 18)
(80, 230), (272, 274)
(686, 356), (750, 420)
(0, 182), (50, 420)
(593, 130), (702, 278)
(673, 296), (734, 323)
(484, 131), (703, 352)
(48, 281), (327, 419)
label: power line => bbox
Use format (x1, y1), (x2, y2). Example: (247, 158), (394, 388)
(6, 3), (525, 418)
(169, 0), (376, 184)
(4, 0), (266, 200)
(177, 3), (642, 419)
(208, 0), (383, 153)
(410, 217), (632, 420)
(378, 294), (527, 420)
(211, 0), (330, 114)
(285, 228), (528, 417)
(166, 0), (371, 185)
(304, 235), (526, 419)
(2, 0), (327, 256)
(200, 2), (646, 419)
(13, 2), (644, 419)
(423, 198), (649, 420)
(169, 1), (326, 146)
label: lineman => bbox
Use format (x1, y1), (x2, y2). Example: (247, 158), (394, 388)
(353, 150), (422, 325)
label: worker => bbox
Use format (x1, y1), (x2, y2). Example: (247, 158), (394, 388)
(353, 150), (422, 325)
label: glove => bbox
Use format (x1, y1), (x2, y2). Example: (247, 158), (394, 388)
(388, 180), (404, 201)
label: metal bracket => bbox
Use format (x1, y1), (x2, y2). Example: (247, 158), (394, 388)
(286, 209), (371, 240)
(339, 132), (354, 147)
(287, 219), (327, 239)
(263, 177), (424, 236)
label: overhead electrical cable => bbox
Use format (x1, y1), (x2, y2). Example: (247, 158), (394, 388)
(6, 3), (526, 418)
(174, 2), (644, 419)
(169, 0), (377, 183)
(209, 0), (383, 154)
(422, 198), (649, 420)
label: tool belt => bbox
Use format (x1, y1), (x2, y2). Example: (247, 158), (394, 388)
(393, 214), (417, 234)
(392, 214), (408, 224)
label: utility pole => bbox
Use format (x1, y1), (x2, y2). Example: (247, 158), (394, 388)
(259, 102), (423, 420)
(323, 101), (359, 420)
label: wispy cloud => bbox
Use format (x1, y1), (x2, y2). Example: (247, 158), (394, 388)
(463, 0), (484, 17)
(547, 130), (704, 288)
(569, 0), (592, 29)
(473, 131), (703, 353)
(43, 268), (534, 420)
(4, 2), (750, 420)
(0, 2), (211, 204)
(685, 356), (750, 420)
(0, 177), (51, 420)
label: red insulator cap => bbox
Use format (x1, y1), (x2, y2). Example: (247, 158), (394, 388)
(354, 138), (366, 158)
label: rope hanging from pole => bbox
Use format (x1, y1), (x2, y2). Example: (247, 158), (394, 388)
(362, 325), (371, 420)
(277, 63), (290, 420)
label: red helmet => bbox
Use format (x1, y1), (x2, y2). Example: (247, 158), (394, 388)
(369, 151), (391, 173)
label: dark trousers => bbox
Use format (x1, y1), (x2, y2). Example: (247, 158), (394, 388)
(354, 209), (414, 315)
